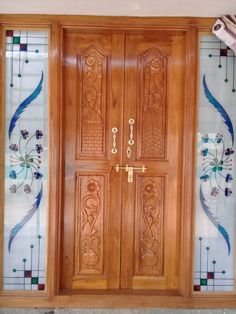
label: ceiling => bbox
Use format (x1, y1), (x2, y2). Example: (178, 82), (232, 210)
(0, 0), (236, 16)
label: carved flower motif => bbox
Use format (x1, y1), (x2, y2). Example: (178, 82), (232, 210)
(86, 179), (100, 193)
(143, 180), (157, 196)
(86, 56), (96, 67)
(150, 58), (162, 70)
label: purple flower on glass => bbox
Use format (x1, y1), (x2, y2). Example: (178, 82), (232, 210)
(225, 148), (234, 156)
(9, 170), (17, 179)
(9, 144), (18, 151)
(201, 148), (208, 157)
(215, 133), (223, 143)
(225, 187), (232, 197)
(211, 187), (219, 197)
(35, 144), (43, 153)
(226, 174), (233, 183)
(34, 172), (43, 179)
(36, 130), (43, 139)
(9, 184), (17, 193)
(24, 184), (31, 193)
(20, 129), (29, 139)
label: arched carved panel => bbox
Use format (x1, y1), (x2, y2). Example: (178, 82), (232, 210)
(138, 49), (167, 159)
(77, 47), (107, 158)
(74, 174), (105, 275)
(135, 176), (164, 276)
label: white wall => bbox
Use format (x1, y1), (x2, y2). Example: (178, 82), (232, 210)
(0, 0), (236, 17)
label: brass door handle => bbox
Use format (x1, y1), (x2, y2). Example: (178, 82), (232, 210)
(114, 164), (147, 183)
(128, 118), (135, 145)
(111, 127), (118, 154)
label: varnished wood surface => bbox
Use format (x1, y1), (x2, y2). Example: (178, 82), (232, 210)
(120, 32), (185, 291)
(0, 15), (215, 29)
(60, 28), (186, 293)
(1, 15), (236, 308)
(60, 29), (124, 290)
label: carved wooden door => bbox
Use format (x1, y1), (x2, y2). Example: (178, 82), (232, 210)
(120, 32), (185, 290)
(60, 29), (185, 292)
(61, 29), (124, 290)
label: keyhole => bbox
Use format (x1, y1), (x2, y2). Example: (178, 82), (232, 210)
(127, 146), (132, 158)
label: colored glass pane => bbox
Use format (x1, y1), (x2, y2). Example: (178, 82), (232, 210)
(194, 34), (236, 292)
(13, 36), (20, 44)
(3, 30), (49, 291)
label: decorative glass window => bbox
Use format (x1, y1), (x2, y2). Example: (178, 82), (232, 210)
(2, 30), (48, 291)
(194, 34), (236, 292)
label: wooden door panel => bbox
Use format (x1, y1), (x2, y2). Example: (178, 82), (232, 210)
(61, 29), (185, 293)
(121, 33), (185, 290)
(76, 47), (108, 159)
(134, 175), (165, 277)
(137, 48), (168, 160)
(60, 30), (124, 290)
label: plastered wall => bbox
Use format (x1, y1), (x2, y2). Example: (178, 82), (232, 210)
(0, 0), (236, 16)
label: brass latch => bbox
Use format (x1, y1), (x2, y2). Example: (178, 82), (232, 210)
(114, 164), (147, 183)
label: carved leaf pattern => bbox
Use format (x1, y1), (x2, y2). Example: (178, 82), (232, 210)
(139, 177), (163, 275)
(139, 50), (167, 159)
(79, 177), (103, 274)
(80, 48), (107, 157)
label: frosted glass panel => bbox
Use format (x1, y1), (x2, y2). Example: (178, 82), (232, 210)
(194, 35), (236, 292)
(3, 30), (48, 291)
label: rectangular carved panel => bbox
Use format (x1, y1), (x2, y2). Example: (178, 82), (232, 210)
(77, 47), (107, 158)
(134, 176), (164, 276)
(138, 49), (167, 159)
(74, 174), (106, 275)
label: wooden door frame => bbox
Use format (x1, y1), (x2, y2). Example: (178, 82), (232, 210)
(1, 14), (236, 308)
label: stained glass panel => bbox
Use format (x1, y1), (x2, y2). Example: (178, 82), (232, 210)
(3, 30), (48, 291)
(194, 34), (236, 292)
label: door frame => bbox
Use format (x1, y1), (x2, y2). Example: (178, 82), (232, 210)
(1, 15), (234, 308)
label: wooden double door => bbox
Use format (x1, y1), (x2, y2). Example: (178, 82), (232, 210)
(60, 28), (185, 292)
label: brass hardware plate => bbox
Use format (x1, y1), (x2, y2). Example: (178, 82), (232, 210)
(114, 164), (147, 182)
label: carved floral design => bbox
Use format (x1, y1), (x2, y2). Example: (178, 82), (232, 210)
(139, 50), (167, 158)
(80, 48), (107, 157)
(139, 178), (163, 275)
(80, 177), (103, 273)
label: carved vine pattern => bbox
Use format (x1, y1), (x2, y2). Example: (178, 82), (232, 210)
(139, 50), (167, 158)
(80, 48), (107, 157)
(140, 178), (163, 275)
(80, 177), (103, 273)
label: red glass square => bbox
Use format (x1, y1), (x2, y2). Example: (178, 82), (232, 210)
(207, 272), (214, 279)
(193, 285), (201, 291)
(38, 284), (45, 290)
(6, 30), (14, 37)
(24, 270), (32, 278)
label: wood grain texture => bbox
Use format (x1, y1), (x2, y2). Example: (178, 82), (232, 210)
(0, 15), (216, 29)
